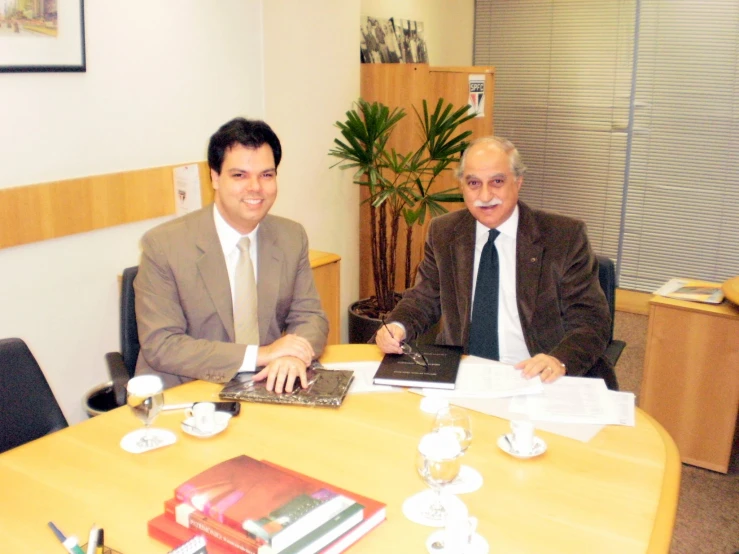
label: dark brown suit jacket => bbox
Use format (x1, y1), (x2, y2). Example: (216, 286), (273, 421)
(389, 202), (615, 386)
(133, 206), (328, 389)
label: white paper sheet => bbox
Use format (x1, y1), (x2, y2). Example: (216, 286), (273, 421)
(420, 360), (543, 398)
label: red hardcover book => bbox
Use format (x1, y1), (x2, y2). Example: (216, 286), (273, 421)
(148, 513), (241, 554)
(173, 455), (366, 553)
(164, 498), (266, 554)
(174, 455), (318, 532)
(260, 461), (387, 554)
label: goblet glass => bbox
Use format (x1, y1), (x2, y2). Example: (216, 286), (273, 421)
(121, 375), (169, 452)
(414, 431), (462, 522)
(432, 406), (483, 494)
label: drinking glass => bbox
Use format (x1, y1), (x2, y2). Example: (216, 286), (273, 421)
(415, 431), (462, 522)
(432, 406), (483, 494)
(125, 375), (165, 449)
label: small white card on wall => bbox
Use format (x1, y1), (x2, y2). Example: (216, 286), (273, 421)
(468, 74), (486, 118)
(173, 164), (202, 216)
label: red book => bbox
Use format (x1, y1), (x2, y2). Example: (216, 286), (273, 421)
(260, 461), (386, 554)
(174, 455), (318, 533)
(148, 513), (243, 554)
(164, 498), (267, 554)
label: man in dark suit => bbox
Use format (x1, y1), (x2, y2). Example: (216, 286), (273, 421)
(134, 118), (328, 392)
(376, 136), (617, 389)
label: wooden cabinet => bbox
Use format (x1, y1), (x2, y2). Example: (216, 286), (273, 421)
(640, 294), (739, 473)
(309, 250), (341, 345)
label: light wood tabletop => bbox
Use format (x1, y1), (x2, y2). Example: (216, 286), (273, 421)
(0, 345), (680, 554)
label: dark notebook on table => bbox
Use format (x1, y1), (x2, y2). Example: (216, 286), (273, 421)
(373, 344), (463, 389)
(219, 367), (354, 408)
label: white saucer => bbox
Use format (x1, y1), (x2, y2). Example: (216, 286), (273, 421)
(120, 428), (176, 454)
(497, 434), (547, 459)
(420, 396), (450, 414)
(426, 529), (489, 554)
(445, 465), (483, 494)
(402, 490), (467, 528)
(181, 411), (232, 438)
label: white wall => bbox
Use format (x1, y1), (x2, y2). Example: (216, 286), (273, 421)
(263, 0), (361, 345)
(0, 0), (265, 423)
(361, 0), (474, 66)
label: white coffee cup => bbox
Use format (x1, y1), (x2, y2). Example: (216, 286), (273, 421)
(510, 419), (535, 454)
(443, 500), (477, 552)
(186, 402), (216, 434)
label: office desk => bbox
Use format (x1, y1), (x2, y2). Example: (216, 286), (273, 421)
(0, 345), (679, 554)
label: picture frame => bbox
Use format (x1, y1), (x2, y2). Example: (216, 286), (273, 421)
(0, 0), (86, 73)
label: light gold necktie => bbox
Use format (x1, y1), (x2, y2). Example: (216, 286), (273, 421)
(234, 236), (259, 345)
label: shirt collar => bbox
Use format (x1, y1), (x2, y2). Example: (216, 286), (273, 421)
(213, 204), (259, 254)
(475, 204), (520, 243)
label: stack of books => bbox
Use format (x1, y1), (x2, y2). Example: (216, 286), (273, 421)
(148, 455), (386, 554)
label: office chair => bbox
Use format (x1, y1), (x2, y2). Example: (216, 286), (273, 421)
(596, 255), (627, 368)
(0, 338), (69, 454)
(84, 266), (139, 416)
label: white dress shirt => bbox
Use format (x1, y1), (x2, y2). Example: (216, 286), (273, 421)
(213, 205), (259, 373)
(471, 206), (531, 364)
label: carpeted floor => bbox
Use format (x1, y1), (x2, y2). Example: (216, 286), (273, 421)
(613, 312), (739, 554)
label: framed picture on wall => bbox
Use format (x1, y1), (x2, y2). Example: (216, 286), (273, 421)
(0, 0), (86, 73)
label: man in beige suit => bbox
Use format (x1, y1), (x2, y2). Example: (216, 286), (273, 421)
(134, 118), (328, 393)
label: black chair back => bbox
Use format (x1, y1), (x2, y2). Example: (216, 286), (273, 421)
(0, 338), (68, 453)
(120, 266), (140, 378)
(595, 256), (626, 375)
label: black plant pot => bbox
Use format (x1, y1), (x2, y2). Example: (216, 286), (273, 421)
(348, 299), (383, 344)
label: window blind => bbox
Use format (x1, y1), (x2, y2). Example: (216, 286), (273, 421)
(474, 0), (636, 262)
(620, 0), (739, 290)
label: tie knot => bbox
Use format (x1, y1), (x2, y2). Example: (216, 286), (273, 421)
(488, 229), (500, 243)
(237, 236), (251, 254)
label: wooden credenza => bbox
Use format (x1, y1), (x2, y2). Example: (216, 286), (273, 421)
(640, 294), (739, 473)
(309, 250), (341, 345)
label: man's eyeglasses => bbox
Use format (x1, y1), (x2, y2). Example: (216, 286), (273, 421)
(382, 318), (429, 370)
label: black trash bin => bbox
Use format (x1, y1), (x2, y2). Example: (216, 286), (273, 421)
(84, 381), (119, 417)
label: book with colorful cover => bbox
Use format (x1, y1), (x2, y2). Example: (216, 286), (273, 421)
(260, 461), (386, 554)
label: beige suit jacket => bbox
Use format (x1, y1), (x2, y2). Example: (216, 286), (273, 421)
(133, 205), (328, 389)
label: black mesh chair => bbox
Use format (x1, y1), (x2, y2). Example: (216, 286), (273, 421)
(0, 338), (68, 454)
(84, 266), (139, 415)
(596, 255), (627, 368)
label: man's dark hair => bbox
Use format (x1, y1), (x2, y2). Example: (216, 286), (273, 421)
(207, 117), (282, 174)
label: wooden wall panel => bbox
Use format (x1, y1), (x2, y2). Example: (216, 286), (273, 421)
(0, 162), (213, 250)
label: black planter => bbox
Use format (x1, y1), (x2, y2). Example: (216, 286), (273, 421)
(348, 299), (383, 344)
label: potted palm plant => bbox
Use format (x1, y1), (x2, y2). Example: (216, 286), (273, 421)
(330, 98), (475, 342)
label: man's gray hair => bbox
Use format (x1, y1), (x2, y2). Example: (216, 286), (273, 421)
(455, 136), (527, 180)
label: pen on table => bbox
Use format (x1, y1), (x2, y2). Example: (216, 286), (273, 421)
(95, 528), (104, 554)
(86, 525), (99, 554)
(160, 402), (194, 411)
(48, 521), (86, 554)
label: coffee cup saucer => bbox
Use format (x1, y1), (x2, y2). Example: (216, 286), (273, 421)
(497, 434), (547, 459)
(425, 529), (489, 554)
(181, 411), (231, 438)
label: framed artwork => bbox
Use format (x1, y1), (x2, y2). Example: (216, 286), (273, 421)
(0, 0), (86, 73)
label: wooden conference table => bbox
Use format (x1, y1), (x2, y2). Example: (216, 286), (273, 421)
(0, 345), (680, 554)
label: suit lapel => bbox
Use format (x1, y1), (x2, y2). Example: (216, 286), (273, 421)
(192, 207), (236, 341)
(450, 211), (477, 346)
(256, 216), (282, 341)
(516, 202), (543, 328)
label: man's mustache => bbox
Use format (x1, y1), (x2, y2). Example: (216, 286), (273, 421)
(473, 198), (502, 208)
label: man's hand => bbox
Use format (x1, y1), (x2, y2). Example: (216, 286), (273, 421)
(375, 322), (406, 354)
(253, 355), (308, 393)
(257, 334), (315, 367)
(515, 354), (566, 383)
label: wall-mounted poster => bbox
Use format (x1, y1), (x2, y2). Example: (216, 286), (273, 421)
(468, 74), (486, 118)
(0, 0), (86, 73)
(361, 15), (402, 64)
(392, 18), (428, 64)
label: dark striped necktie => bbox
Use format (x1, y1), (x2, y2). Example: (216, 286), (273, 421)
(468, 228), (500, 360)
